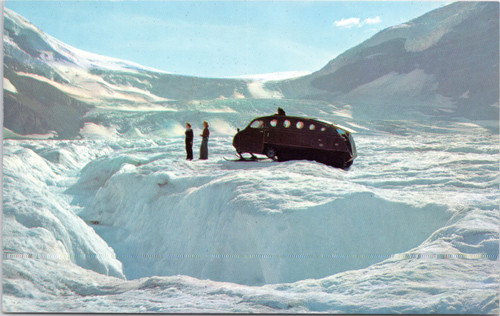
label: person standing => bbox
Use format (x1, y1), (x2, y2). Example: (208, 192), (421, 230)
(185, 122), (194, 160)
(199, 121), (210, 160)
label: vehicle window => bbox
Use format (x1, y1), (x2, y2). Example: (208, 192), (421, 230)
(283, 120), (291, 128)
(270, 119), (278, 127)
(250, 120), (264, 128)
(296, 121), (304, 129)
(309, 124), (316, 131)
(337, 128), (346, 135)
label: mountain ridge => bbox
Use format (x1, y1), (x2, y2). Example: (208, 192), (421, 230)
(3, 8), (253, 137)
(3, 2), (499, 138)
(268, 2), (499, 121)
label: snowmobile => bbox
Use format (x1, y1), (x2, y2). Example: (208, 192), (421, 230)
(231, 115), (357, 169)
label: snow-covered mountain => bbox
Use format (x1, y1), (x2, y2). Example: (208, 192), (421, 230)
(269, 2), (499, 121)
(4, 2), (499, 139)
(3, 8), (253, 138)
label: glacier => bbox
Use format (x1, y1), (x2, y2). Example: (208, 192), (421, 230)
(3, 116), (499, 313)
(2, 2), (499, 313)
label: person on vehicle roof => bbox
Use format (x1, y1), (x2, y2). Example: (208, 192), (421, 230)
(276, 107), (286, 115)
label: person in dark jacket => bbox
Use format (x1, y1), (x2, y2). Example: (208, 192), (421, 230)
(276, 107), (286, 115)
(199, 121), (210, 160)
(185, 122), (193, 160)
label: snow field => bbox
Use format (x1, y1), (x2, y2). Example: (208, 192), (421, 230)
(2, 120), (498, 313)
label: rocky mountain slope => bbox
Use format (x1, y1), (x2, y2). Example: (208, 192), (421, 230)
(269, 2), (499, 121)
(3, 8), (250, 138)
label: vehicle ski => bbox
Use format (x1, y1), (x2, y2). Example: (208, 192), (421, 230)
(223, 153), (269, 162)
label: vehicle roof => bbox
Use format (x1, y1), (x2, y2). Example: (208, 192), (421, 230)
(252, 115), (357, 133)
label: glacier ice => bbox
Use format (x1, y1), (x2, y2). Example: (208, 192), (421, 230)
(69, 151), (451, 284)
(2, 143), (125, 280)
(2, 119), (498, 313)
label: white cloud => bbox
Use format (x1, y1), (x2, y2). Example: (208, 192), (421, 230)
(334, 16), (381, 28)
(364, 16), (381, 25)
(334, 17), (361, 28)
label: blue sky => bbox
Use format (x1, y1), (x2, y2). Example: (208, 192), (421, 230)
(5, 1), (446, 78)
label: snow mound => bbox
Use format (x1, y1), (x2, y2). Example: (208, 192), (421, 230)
(74, 159), (451, 284)
(3, 142), (125, 279)
(79, 123), (119, 139)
